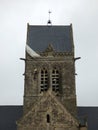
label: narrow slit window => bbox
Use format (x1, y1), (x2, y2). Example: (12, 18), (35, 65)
(40, 68), (48, 92)
(47, 114), (50, 123)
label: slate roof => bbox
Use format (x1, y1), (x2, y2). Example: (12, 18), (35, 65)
(27, 25), (73, 52)
(77, 107), (98, 130)
(0, 106), (98, 130)
(0, 106), (23, 130)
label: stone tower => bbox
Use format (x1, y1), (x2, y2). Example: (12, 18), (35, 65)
(17, 24), (86, 130)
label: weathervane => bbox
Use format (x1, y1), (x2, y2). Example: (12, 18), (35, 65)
(47, 10), (52, 25)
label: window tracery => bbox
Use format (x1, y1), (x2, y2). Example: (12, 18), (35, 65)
(40, 68), (48, 92)
(52, 68), (59, 92)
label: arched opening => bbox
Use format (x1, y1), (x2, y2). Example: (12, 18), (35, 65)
(40, 68), (48, 92)
(52, 68), (59, 92)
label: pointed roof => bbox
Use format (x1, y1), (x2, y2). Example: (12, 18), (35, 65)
(26, 24), (74, 53)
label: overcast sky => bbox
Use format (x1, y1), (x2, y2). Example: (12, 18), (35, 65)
(0, 0), (98, 106)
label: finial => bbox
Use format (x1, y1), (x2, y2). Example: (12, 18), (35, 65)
(47, 10), (52, 25)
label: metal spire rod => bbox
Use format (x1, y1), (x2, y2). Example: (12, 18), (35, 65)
(48, 10), (51, 20)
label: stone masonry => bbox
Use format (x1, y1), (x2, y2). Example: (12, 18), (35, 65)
(17, 24), (87, 130)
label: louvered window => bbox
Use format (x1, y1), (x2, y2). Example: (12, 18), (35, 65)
(40, 68), (48, 92)
(52, 68), (59, 92)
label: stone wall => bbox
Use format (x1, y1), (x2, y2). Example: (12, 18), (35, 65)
(23, 53), (76, 116)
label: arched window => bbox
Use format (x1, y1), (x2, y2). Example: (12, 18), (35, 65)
(40, 68), (48, 92)
(52, 68), (59, 92)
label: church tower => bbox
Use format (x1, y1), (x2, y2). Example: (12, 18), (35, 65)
(17, 23), (86, 130)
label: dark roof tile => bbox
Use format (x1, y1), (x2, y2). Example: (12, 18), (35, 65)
(0, 106), (23, 130)
(78, 107), (98, 130)
(27, 25), (73, 52)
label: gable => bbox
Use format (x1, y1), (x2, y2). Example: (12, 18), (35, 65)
(17, 91), (78, 128)
(27, 24), (73, 53)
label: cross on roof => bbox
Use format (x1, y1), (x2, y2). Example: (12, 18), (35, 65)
(47, 10), (52, 25)
(48, 10), (51, 19)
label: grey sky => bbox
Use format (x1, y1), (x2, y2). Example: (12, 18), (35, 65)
(0, 0), (98, 106)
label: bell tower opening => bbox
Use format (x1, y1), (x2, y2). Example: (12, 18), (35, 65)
(40, 68), (48, 92)
(52, 68), (59, 92)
